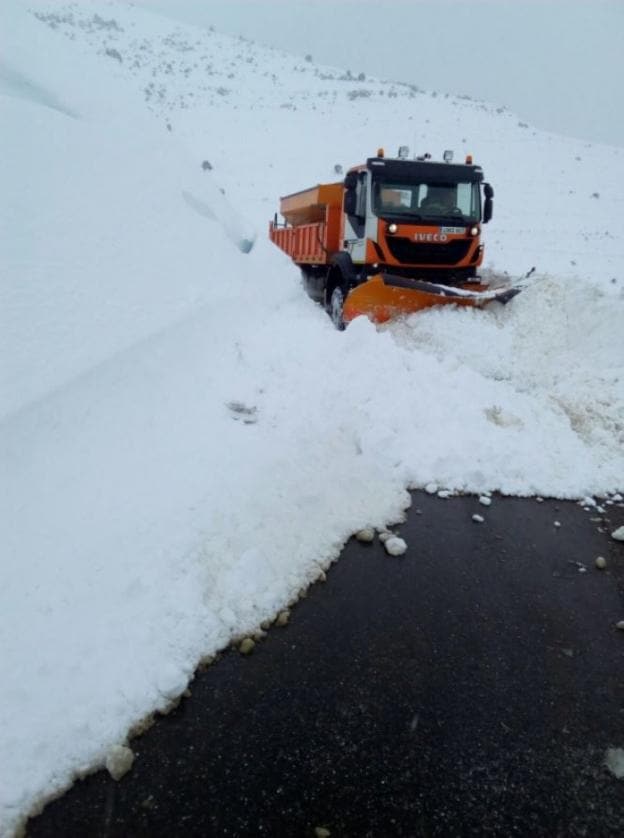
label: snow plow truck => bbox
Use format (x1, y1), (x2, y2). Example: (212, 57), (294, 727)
(269, 147), (518, 328)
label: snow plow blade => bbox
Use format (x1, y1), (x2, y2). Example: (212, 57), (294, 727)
(342, 273), (521, 325)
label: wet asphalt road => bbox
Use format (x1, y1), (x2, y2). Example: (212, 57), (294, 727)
(28, 493), (624, 838)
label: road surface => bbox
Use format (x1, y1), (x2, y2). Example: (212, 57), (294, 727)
(29, 493), (624, 837)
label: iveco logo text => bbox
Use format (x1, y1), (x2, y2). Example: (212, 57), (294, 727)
(414, 232), (448, 242)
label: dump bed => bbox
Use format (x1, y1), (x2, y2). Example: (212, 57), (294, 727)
(270, 181), (343, 265)
(279, 183), (342, 226)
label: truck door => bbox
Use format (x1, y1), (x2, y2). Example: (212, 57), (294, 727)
(344, 171), (368, 264)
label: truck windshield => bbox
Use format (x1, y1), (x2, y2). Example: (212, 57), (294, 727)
(372, 180), (480, 223)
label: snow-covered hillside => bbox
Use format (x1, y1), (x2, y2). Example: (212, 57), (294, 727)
(1, 1), (623, 834)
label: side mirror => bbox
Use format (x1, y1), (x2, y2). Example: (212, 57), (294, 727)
(483, 183), (494, 223)
(344, 172), (358, 190)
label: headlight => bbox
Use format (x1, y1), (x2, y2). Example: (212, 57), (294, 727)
(387, 223), (398, 234)
(469, 225), (479, 236)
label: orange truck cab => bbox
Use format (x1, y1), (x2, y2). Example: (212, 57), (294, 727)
(269, 148), (497, 327)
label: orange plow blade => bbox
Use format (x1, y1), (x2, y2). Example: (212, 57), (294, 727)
(342, 273), (520, 325)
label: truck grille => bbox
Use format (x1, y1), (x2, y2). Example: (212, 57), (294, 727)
(385, 237), (471, 265)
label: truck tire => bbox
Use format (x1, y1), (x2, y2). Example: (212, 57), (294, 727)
(329, 284), (346, 331)
(326, 265), (349, 330)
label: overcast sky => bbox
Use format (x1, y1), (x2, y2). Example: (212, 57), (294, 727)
(134, 0), (624, 147)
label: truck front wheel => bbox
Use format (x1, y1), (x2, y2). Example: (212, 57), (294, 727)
(329, 285), (346, 331)
(326, 266), (350, 330)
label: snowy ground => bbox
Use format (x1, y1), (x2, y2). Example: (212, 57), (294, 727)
(1, 1), (623, 834)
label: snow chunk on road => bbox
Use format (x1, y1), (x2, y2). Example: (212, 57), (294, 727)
(105, 745), (135, 781)
(384, 536), (407, 556)
(355, 527), (375, 543)
(605, 748), (624, 779)
(612, 526), (624, 542)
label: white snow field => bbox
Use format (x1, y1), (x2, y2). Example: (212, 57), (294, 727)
(1, 0), (623, 833)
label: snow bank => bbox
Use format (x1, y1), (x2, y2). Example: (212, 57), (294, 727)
(1, 0), (623, 833)
(386, 275), (624, 493)
(0, 0), (257, 419)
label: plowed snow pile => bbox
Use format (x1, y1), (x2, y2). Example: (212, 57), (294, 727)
(1, 0), (623, 833)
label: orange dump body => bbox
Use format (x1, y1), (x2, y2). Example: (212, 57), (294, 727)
(279, 183), (343, 225)
(270, 183), (343, 264)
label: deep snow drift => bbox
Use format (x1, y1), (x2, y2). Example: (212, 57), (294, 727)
(1, 0), (623, 834)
